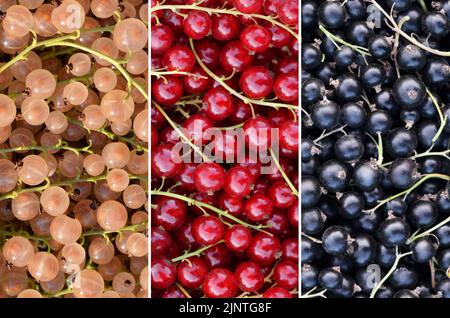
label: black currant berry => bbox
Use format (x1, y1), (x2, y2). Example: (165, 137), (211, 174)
(393, 75), (426, 109)
(318, 1), (346, 29)
(341, 103), (366, 128)
(388, 158), (418, 190)
(338, 192), (364, 219)
(322, 226), (351, 256)
(318, 160), (350, 193)
(311, 99), (341, 130)
(302, 207), (326, 235)
(318, 267), (343, 290)
(377, 217), (411, 247)
(334, 134), (364, 163)
(301, 176), (321, 208)
(385, 128), (418, 158)
(410, 237), (436, 263)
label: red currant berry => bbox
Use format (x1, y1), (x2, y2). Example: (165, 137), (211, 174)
(151, 75), (183, 107)
(161, 285), (186, 298)
(191, 192), (217, 215)
(266, 23), (291, 48)
(243, 115), (274, 151)
(233, 0), (263, 14)
(182, 114), (213, 144)
(264, 0), (283, 16)
(151, 226), (172, 257)
(274, 57), (299, 75)
(194, 162), (225, 193)
(151, 126), (159, 149)
(247, 233), (281, 266)
(192, 215), (225, 245)
(273, 260), (298, 290)
(237, 155), (262, 181)
(211, 14), (240, 41)
(202, 244), (231, 269)
(183, 10), (211, 40)
(228, 99), (252, 124)
(263, 287), (292, 298)
(195, 39), (221, 69)
(264, 210), (288, 235)
(287, 203), (298, 227)
(183, 66), (210, 94)
(163, 45), (195, 72)
(202, 268), (238, 298)
(211, 131), (240, 161)
(240, 25), (271, 53)
(239, 66), (273, 100)
(274, 72), (298, 103)
(251, 177), (270, 195)
(267, 181), (296, 208)
(219, 41), (253, 73)
(234, 261), (264, 292)
(224, 166), (252, 198)
(177, 257), (208, 289)
(279, 120), (299, 151)
(173, 163), (197, 192)
(202, 87), (234, 121)
(162, 10), (184, 34)
(218, 194), (244, 216)
(159, 127), (180, 145)
(151, 106), (164, 129)
(281, 238), (298, 263)
(277, 0), (298, 26)
(151, 24), (175, 54)
(151, 256), (176, 289)
(244, 193), (273, 222)
(152, 196), (187, 231)
(267, 108), (292, 127)
(224, 224), (252, 252)
(151, 143), (182, 178)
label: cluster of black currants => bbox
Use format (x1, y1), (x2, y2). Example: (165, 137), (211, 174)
(301, 0), (450, 298)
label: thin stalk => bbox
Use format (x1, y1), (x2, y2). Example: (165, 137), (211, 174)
(269, 148), (298, 196)
(408, 215), (450, 243)
(369, 248), (412, 298)
(319, 25), (370, 56)
(171, 240), (224, 263)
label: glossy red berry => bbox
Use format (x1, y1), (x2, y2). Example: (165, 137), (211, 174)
(233, 0), (263, 14)
(182, 114), (214, 144)
(218, 194), (244, 216)
(151, 256), (176, 289)
(151, 143), (182, 178)
(211, 131), (240, 161)
(244, 193), (273, 222)
(161, 286), (186, 298)
(175, 221), (199, 250)
(240, 25), (271, 53)
(183, 66), (210, 94)
(273, 260), (298, 290)
(151, 24), (175, 54)
(152, 196), (187, 231)
(163, 45), (195, 72)
(277, 0), (298, 25)
(266, 23), (291, 48)
(267, 181), (296, 208)
(162, 10), (184, 34)
(183, 11), (211, 40)
(219, 41), (253, 73)
(190, 192), (217, 215)
(234, 261), (264, 292)
(151, 75), (183, 107)
(223, 166), (252, 198)
(151, 226), (173, 257)
(279, 120), (298, 152)
(228, 99), (252, 124)
(263, 287), (292, 298)
(173, 163), (197, 192)
(202, 268), (239, 298)
(195, 39), (221, 69)
(287, 204), (298, 227)
(177, 257), (208, 289)
(264, 210), (288, 235)
(274, 72), (298, 103)
(281, 238), (298, 263)
(239, 66), (273, 99)
(202, 87), (234, 121)
(194, 162), (226, 193)
(202, 244), (231, 269)
(247, 233), (281, 266)
(224, 224), (252, 252)
(243, 115), (274, 150)
(211, 14), (240, 41)
(192, 215), (225, 245)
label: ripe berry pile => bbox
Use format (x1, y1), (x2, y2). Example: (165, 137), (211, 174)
(150, 0), (299, 298)
(302, 0), (450, 298)
(0, 0), (148, 298)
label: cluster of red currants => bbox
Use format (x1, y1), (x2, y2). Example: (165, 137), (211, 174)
(0, 0), (148, 298)
(150, 0), (299, 298)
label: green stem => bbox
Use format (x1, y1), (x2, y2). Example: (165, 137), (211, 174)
(150, 4), (298, 40)
(171, 240), (224, 263)
(80, 222), (146, 239)
(408, 215), (450, 244)
(369, 248), (412, 298)
(46, 288), (74, 298)
(0, 141), (93, 155)
(365, 173), (450, 214)
(151, 190), (270, 234)
(189, 38), (298, 110)
(151, 70), (208, 79)
(381, 149), (450, 167)
(301, 287), (328, 298)
(377, 132), (383, 166)
(319, 25), (370, 56)
(269, 148), (298, 196)
(313, 125), (347, 144)
(426, 88), (447, 144)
